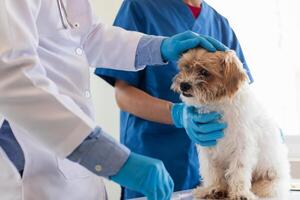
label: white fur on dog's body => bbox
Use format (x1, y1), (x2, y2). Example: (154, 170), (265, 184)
(182, 83), (290, 199)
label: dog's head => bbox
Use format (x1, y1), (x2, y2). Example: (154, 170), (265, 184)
(171, 49), (248, 105)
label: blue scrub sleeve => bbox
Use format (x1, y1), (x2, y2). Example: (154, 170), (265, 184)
(94, 0), (147, 87)
(113, 0), (145, 32)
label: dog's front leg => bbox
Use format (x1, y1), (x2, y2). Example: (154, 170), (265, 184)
(225, 146), (258, 200)
(194, 148), (228, 199)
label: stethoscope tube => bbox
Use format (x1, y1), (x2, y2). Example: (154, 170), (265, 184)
(56, 0), (74, 29)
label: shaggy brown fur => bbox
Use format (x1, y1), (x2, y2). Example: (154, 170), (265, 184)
(172, 49), (248, 104)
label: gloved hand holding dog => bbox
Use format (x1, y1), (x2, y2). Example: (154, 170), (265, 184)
(171, 103), (227, 147)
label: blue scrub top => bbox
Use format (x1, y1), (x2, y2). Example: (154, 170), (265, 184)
(95, 0), (253, 199)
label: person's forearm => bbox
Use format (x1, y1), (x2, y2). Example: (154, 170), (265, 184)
(115, 80), (174, 125)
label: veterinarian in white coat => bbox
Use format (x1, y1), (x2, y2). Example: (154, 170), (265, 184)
(0, 0), (227, 199)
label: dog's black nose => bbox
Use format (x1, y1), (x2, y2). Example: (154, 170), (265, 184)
(180, 82), (191, 92)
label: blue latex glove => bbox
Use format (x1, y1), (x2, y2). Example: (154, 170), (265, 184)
(161, 31), (228, 61)
(110, 152), (174, 200)
(171, 103), (227, 147)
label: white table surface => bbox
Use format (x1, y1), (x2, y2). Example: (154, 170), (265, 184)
(131, 180), (300, 200)
(131, 190), (300, 200)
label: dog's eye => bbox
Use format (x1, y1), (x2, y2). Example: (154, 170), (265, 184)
(183, 65), (190, 70)
(199, 69), (210, 77)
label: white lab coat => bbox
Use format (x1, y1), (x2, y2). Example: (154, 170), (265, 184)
(0, 0), (144, 199)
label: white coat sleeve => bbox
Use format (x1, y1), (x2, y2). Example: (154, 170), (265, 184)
(0, 0), (96, 158)
(83, 22), (144, 71)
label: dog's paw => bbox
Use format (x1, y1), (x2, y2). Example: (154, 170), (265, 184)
(194, 186), (212, 199)
(229, 190), (257, 200)
(194, 186), (228, 199)
(212, 190), (228, 199)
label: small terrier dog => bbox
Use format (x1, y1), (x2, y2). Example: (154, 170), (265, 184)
(172, 49), (290, 200)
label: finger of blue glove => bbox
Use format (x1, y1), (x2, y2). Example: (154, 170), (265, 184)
(149, 183), (167, 200)
(191, 122), (227, 133)
(147, 163), (173, 200)
(195, 131), (224, 142)
(199, 140), (217, 147)
(171, 103), (185, 128)
(167, 177), (174, 199)
(174, 31), (218, 53)
(202, 35), (229, 52)
(175, 31), (198, 40)
(159, 170), (174, 200)
(190, 111), (222, 123)
(197, 37), (217, 52)
(187, 131), (203, 144)
(179, 38), (206, 53)
(157, 177), (173, 200)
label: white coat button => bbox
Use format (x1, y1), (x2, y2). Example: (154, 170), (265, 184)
(75, 48), (83, 56)
(95, 165), (102, 172)
(85, 90), (91, 98)
(74, 23), (80, 28)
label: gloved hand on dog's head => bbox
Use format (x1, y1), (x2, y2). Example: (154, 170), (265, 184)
(161, 31), (228, 61)
(171, 103), (227, 147)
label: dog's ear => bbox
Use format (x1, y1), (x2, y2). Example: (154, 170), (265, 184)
(221, 51), (248, 97)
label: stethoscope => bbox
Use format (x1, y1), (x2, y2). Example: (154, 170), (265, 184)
(56, 0), (74, 29)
